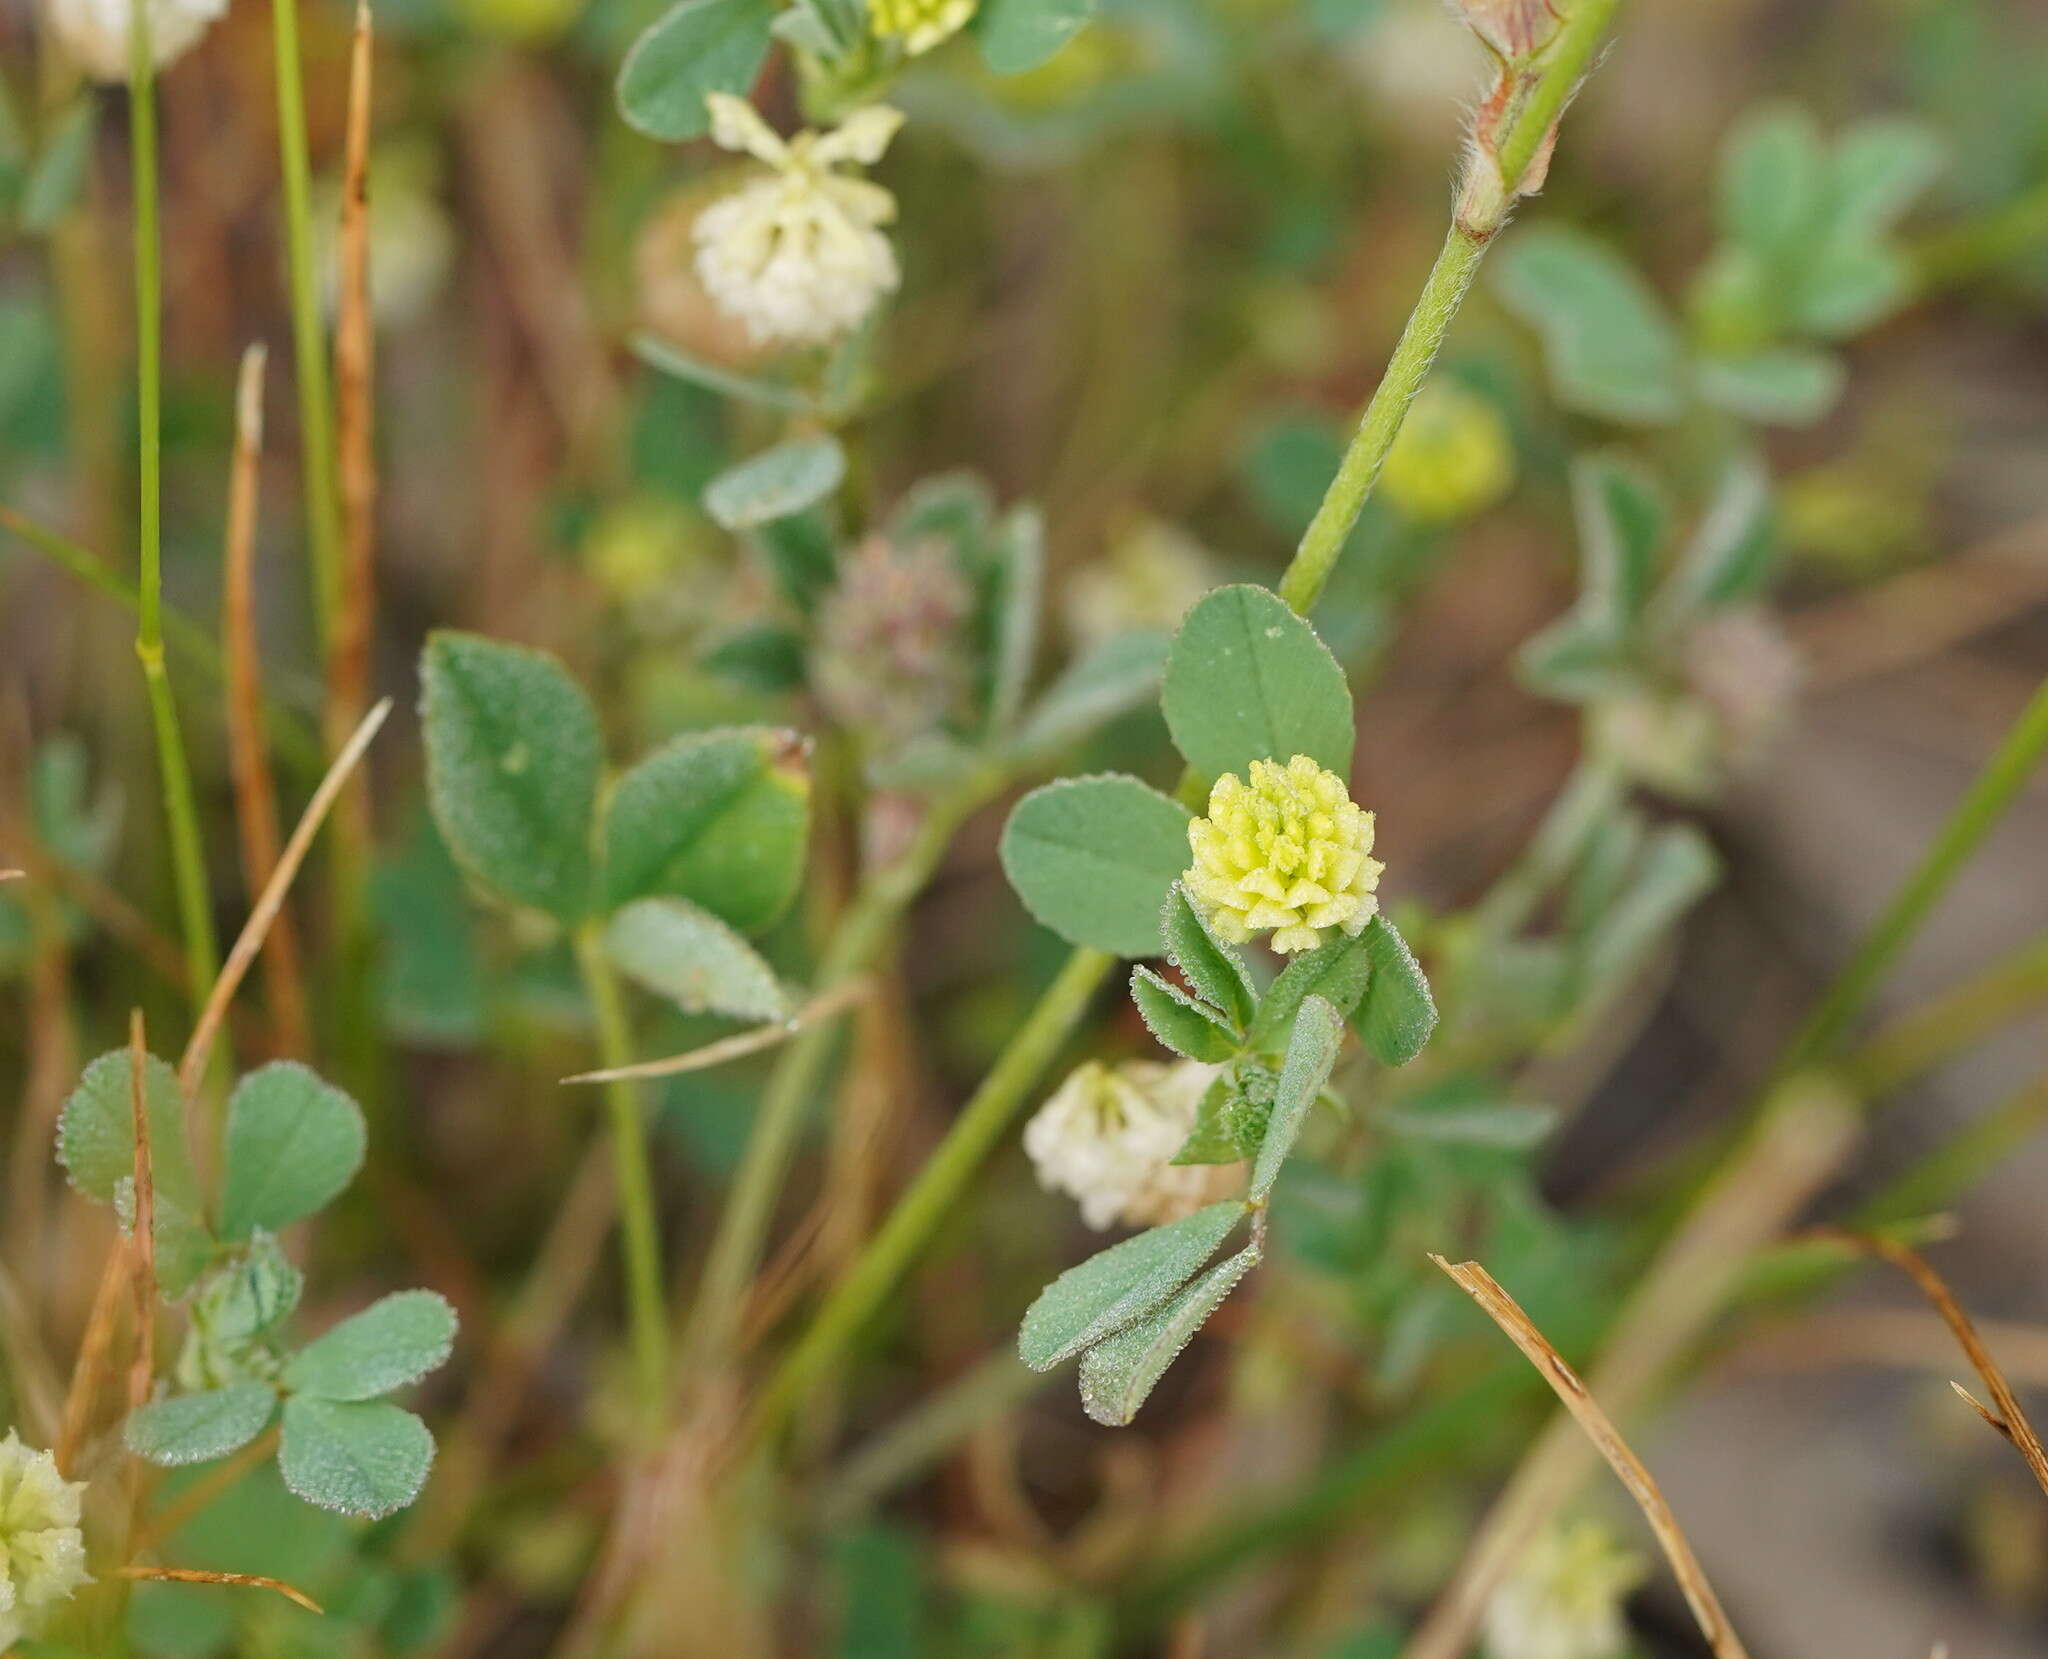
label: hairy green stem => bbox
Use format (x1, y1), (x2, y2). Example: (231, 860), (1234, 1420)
(678, 776), (999, 1385)
(270, 0), (343, 643)
(1778, 673), (2048, 1075)
(749, 946), (1112, 1441)
(573, 926), (667, 1433)
(745, 0), (1635, 1439)
(129, 7), (219, 1006)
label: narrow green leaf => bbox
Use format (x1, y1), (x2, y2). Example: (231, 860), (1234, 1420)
(125, 1385), (277, 1467)
(1008, 630), (1169, 761)
(753, 509), (839, 614)
(1494, 227), (1686, 425)
(615, 0), (777, 142)
(604, 897), (790, 1022)
(1161, 883), (1256, 1030)
(986, 506), (1043, 735)
(20, 100), (95, 233)
(1695, 348), (1845, 427)
(279, 1397), (435, 1519)
(1017, 1200), (1244, 1372)
(977, 0), (1095, 74)
(702, 623), (808, 695)
(1129, 967), (1239, 1062)
(633, 333), (813, 413)
(1248, 931), (1371, 1052)
(421, 632), (601, 924)
(704, 436), (847, 531)
(1162, 585), (1353, 781)
(1170, 1071), (1257, 1166)
(1077, 1243), (1260, 1426)
(601, 727), (811, 933)
(999, 775), (1190, 958)
(1718, 104), (1825, 261)
(1353, 916), (1438, 1067)
(284, 1291), (458, 1402)
(1572, 453), (1666, 630)
(1828, 119), (1944, 237)
(1576, 823), (1719, 1001)
(1249, 994), (1343, 1202)
(220, 1063), (367, 1239)
(1661, 450), (1774, 615)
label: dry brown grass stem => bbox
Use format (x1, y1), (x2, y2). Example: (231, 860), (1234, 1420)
(1401, 1077), (1856, 1659)
(117, 1564), (323, 1613)
(221, 344), (312, 1060)
(561, 979), (871, 1086)
(1820, 1229), (2048, 1499)
(178, 697), (392, 1095)
(56, 1246), (133, 1477)
(1432, 1255), (1752, 1659)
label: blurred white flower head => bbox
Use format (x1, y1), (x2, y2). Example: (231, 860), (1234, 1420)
(0, 1430), (90, 1650)
(693, 94), (904, 348)
(46, 0), (226, 81)
(1482, 1518), (1645, 1659)
(1024, 1058), (1236, 1230)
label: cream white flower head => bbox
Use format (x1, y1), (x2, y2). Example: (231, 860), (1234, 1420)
(0, 1430), (90, 1650)
(693, 94), (906, 348)
(45, 0), (227, 81)
(1024, 1059), (1235, 1230)
(1482, 1518), (1644, 1659)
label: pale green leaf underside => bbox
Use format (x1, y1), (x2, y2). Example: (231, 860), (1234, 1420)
(604, 897), (790, 1023)
(125, 1384), (277, 1467)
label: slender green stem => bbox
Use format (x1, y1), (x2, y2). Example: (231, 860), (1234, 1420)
(1278, 227), (1486, 616)
(678, 775), (999, 1384)
(1778, 673), (2048, 1075)
(128, 4), (219, 1006)
(749, 946), (1113, 1441)
(573, 925), (666, 1433)
(747, 0), (1637, 1437)
(1857, 1070), (2048, 1229)
(1844, 931), (2048, 1099)
(270, 0), (343, 644)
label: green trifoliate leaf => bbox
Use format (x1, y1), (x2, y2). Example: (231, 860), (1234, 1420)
(1249, 994), (1343, 1202)
(1352, 916), (1438, 1067)
(1009, 629), (1170, 762)
(1248, 931), (1372, 1053)
(285, 1291), (458, 1402)
(999, 775), (1190, 958)
(219, 1062), (366, 1240)
(615, 0), (777, 141)
(1161, 585), (1353, 781)
(421, 632), (601, 924)
(126, 1384), (278, 1467)
(1129, 967), (1239, 1063)
(703, 436), (847, 531)
(604, 898), (790, 1023)
(279, 1397), (435, 1519)
(1161, 883), (1257, 1030)
(977, 0), (1095, 74)
(1018, 1200), (1245, 1372)
(1077, 1242), (1259, 1426)
(601, 727), (811, 935)
(1494, 227), (1686, 426)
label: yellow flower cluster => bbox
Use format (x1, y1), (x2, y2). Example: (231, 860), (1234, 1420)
(1184, 756), (1382, 955)
(870, 0), (976, 55)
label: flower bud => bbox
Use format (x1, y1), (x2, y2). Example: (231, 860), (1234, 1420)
(46, 0), (225, 81)
(812, 535), (974, 745)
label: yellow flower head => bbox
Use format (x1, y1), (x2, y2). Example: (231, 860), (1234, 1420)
(1379, 381), (1515, 527)
(0, 1430), (89, 1650)
(870, 0), (976, 55)
(1184, 756), (1382, 955)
